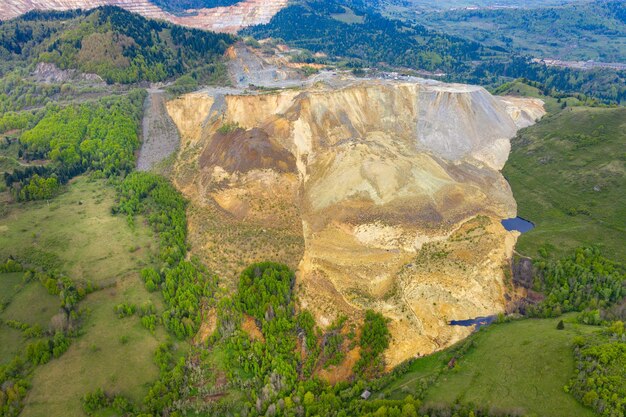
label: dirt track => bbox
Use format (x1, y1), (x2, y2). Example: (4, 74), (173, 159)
(137, 89), (180, 171)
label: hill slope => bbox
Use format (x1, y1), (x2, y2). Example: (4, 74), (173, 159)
(242, 0), (499, 74)
(0, 7), (235, 83)
(417, 0), (626, 63)
(504, 103), (626, 262)
(242, 0), (626, 104)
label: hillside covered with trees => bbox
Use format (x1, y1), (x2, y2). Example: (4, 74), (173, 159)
(0, 6), (235, 83)
(148, 0), (244, 15)
(243, 0), (498, 74)
(244, 0), (626, 104)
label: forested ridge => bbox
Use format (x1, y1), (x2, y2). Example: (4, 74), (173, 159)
(244, 0), (626, 104)
(469, 57), (626, 104)
(416, 1), (626, 63)
(243, 0), (495, 74)
(148, 0), (244, 15)
(0, 7), (235, 83)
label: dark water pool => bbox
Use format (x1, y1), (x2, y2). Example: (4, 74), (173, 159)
(449, 315), (496, 330)
(501, 217), (535, 233)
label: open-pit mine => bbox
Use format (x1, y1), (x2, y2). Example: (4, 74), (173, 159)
(165, 68), (545, 368)
(0, 0), (288, 32)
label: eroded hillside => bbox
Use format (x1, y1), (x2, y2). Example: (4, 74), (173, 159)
(166, 76), (545, 368)
(0, 0), (288, 32)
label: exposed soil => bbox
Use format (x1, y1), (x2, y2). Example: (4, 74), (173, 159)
(316, 347), (360, 385)
(31, 62), (104, 84)
(195, 307), (217, 344)
(227, 43), (304, 88)
(200, 128), (296, 174)
(166, 45), (546, 369)
(241, 314), (265, 342)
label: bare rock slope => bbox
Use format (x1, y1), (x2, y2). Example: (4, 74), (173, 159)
(167, 76), (545, 368)
(0, 0), (288, 33)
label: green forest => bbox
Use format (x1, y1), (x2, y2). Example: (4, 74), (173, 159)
(243, 0), (494, 74)
(148, 0), (244, 15)
(0, 7), (235, 83)
(243, 0), (626, 104)
(4, 90), (146, 200)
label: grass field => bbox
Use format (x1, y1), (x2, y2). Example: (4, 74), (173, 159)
(0, 176), (154, 285)
(0, 322), (27, 365)
(503, 105), (626, 262)
(1, 282), (59, 328)
(0, 272), (57, 365)
(0, 272), (25, 305)
(21, 274), (170, 417)
(379, 316), (598, 417)
(0, 177), (176, 416)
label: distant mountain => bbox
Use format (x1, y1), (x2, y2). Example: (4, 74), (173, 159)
(0, 7), (235, 83)
(0, 0), (289, 33)
(404, 0), (590, 11)
(415, 0), (626, 63)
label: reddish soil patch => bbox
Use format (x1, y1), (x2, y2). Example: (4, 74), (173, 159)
(296, 334), (306, 361)
(195, 308), (217, 344)
(204, 393), (226, 402)
(316, 346), (360, 384)
(241, 314), (265, 342)
(199, 128), (296, 173)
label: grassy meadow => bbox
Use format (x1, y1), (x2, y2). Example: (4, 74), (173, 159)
(0, 322), (26, 365)
(21, 274), (171, 417)
(0, 176), (176, 416)
(378, 316), (599, 417)
(0, 272), (58, 367)
(0, 272), (25, 305)
(0, 272), (26, 365)
(1, 282), (59, 328)
(0, 176), (154, 285)
(503, 105), (626, 262)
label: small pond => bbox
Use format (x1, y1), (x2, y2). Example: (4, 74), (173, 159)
(449, 315), (496, 330)
(501, 217), (535, 233)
